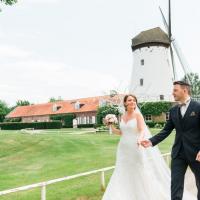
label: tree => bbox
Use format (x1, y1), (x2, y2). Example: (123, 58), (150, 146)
(182, 73), (200, 96)
(0, 100), (10, 122)
(16, 100), (30, 106)
(49, 96), (63, 102)
(0, 0), (17, 5)
(109, 90), (118, 98)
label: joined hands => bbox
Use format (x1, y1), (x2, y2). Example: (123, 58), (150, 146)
(138, 139), (153, 148)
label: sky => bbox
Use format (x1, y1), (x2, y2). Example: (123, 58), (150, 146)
(0, 0), (200, 106)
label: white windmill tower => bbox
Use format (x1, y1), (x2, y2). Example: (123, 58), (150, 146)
(129, 0), (192, 102)
(129, 27), (174, 102)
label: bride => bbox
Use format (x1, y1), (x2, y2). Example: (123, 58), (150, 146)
(102, 94), (196, 200)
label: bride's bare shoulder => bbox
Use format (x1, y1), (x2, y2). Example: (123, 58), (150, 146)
(135, 112), (144, 120)
(135, 111), (142, 117)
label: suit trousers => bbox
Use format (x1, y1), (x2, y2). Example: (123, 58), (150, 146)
(171, 144), (200, 200)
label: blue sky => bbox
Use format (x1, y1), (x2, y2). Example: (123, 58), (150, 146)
(0, 0), (200, 106)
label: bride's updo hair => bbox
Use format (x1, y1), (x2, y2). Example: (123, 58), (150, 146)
(123, 94), (138, 111)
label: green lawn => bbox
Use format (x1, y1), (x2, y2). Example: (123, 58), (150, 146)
(0, 128), (175, 200)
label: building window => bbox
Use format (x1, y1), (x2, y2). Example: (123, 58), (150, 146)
(160, 95), (164, 100)
(140, 79), (144, 86)
(141, 59), (144, 65)
(81, 117), (84, 124)
(166, 112), (170, 121)
(84, 116), (87, 124)
(145, 115), (152, 121)
(92, 116), (96, 124)
(52, 104), (62, 112)
(78, 117), (81, 124)
(87, 116), (90, 124)
(74, 101), (80, 110)
(89, 116), (92, 124)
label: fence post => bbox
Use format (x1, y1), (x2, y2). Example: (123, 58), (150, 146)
(41, 183), (46, 200)
(101, 171), (105, 191)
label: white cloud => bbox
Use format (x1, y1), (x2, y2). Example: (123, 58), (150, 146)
(0, 30), (5, 38)
(0, 60), (122, 105)
(0, 45), (32, 59)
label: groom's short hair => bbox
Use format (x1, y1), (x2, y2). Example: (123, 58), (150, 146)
(173, 81), (191, 95)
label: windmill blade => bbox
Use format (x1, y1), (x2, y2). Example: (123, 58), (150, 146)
(171, 40), (191, 84)
(159, 7), (169, 32)
(168, 0), (177, 80)
(170, 46), (177, 80)
(159, 6), (176, 80)
(168, 0), (172, 41)
(159, 6), (191, 84)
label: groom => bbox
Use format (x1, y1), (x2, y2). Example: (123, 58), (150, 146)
(141, 81), (200, 200)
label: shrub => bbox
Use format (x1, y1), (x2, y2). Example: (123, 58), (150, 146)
(154, 123), (163, 129)
(50, 114), (75, 128)
(146, 121), (165, 128)
(0, 121), (62, 130)
(146, 121), (156, 128)
(139, 101), (172, 116)
(77, 124), (94, 128)
(4, 117), (21, 122)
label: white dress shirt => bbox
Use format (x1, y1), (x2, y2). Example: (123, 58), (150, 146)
(179, 97), (191, 117)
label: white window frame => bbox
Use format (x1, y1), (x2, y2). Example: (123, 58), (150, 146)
(145, 114), (152, 121)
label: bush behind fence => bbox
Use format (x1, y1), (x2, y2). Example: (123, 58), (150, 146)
(0, 121), (62, 130)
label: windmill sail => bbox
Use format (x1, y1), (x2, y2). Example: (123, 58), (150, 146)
(159, 6), (191, 84)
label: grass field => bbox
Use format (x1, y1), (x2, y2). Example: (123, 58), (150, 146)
(0, 128), (175, 200)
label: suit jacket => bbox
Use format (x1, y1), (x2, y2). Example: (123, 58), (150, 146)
(150, 100), (200, 161)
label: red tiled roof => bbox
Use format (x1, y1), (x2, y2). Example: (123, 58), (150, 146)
(6, 95), (124, 118)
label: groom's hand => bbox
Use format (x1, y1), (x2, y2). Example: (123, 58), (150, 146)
(196, 151), (200, 162)
(140, 139), (152, 148)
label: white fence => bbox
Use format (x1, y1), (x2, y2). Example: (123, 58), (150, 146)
(0, 153), (171, 200)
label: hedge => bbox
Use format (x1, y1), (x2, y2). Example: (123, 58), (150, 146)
(4, 117), (21, 122)
(139, 101), (172, 116)
(145, 121), (166, 128)
(0, 121), (62, 130)
(50, 114), (75, 128)
(77, 124), (94, 128)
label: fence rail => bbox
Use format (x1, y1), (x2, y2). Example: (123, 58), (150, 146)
(0, 152), (171, 200)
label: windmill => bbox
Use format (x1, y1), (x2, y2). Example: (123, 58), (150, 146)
(129, 0), (194, 102)
(130, 26), (174, 102)
(159, 0), (192, 84)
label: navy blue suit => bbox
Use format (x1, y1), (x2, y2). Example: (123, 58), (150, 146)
(150, 100), (200, 200)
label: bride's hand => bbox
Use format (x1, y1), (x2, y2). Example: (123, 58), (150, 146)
(140, 139), (152, 148)
(137, 136), (144, 146)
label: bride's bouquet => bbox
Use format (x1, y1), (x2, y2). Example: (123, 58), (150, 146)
(103, 114), (118, 134)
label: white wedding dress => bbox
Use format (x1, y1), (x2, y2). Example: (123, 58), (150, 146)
(102, 118), (196, 200)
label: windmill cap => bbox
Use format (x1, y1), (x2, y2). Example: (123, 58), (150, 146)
(131, 27), (170, 51)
